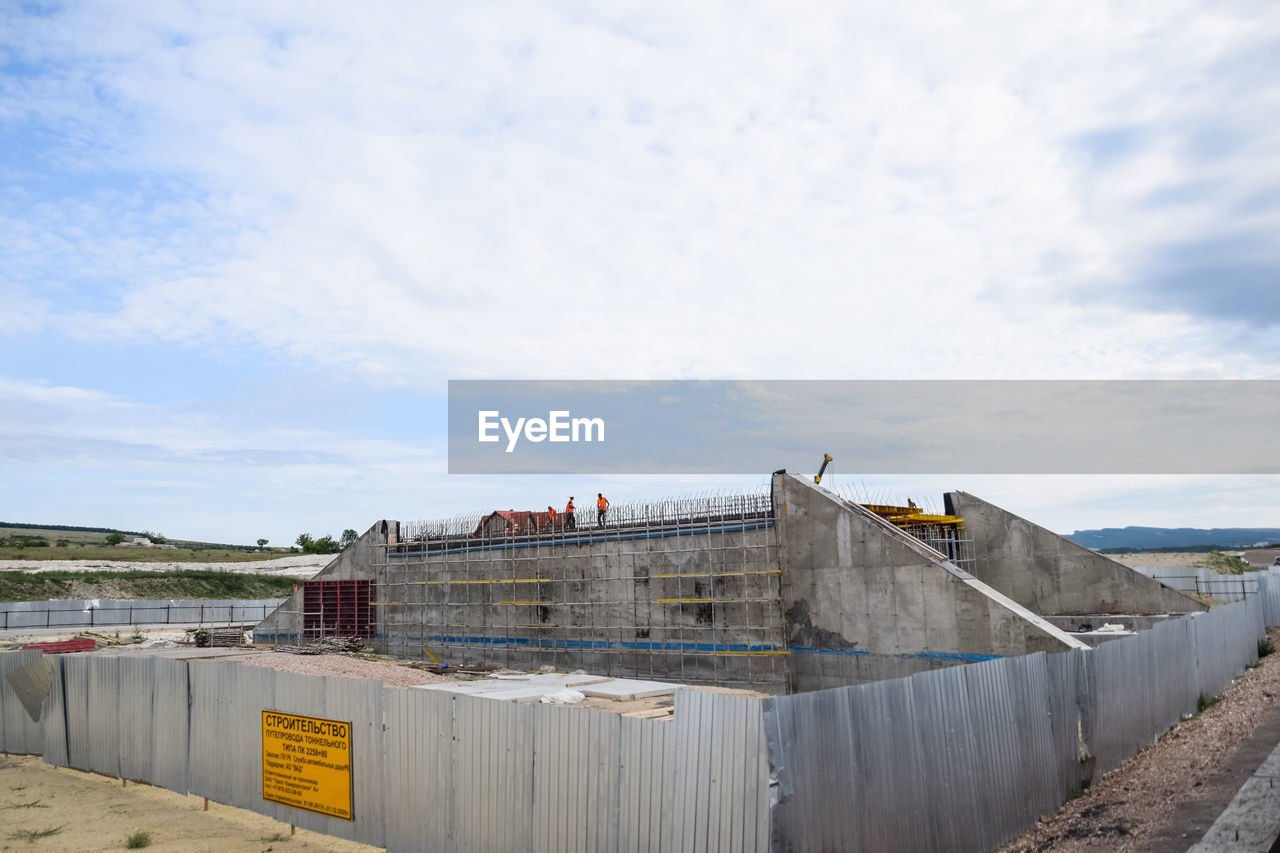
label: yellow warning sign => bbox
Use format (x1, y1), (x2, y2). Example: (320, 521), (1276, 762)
(261, 710), (353, 820)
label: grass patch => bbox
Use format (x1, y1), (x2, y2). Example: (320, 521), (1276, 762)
(1066, 785), (1085, 801)
(8, 825), (64, 842)
(1260, 638), (1276, 659)
(124, 829), (152, 848)
(0, 569), (298, 602)
(1199, 551), (1254, 574)
(1198, 692), (1223, 714)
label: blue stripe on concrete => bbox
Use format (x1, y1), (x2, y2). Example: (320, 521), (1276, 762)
(789, 647), (1004, 662)
(417, 634), (782, 653)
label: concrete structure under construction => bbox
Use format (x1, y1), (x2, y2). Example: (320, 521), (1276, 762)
(255, 472), (1204, 693)
(946, 491), (1206, 628)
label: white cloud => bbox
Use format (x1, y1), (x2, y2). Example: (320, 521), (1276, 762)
(1, 1), (1277, 386)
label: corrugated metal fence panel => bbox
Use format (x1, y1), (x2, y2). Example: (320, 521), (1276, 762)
(41, 656), (69, 767)
(188, 662), (385, 847)
(459, 695), (533, 853)
(62, 654), (91, 770)
(992, 653), (1060, 850)
(1094, 627), (1141, 775)
(1044, 648), (1085, 801)
(1260, 569), (1280, 627)
(118, 656), (155, 782)
(86, 654), (121, 777)
(0, 649), (45, 755)
(909, 666), (973, 852)
(187, 658), (255, 806)
(666, 689), (768, 853)
(617, 712), (674, 853)
(149, 657), (189, 793)
(382, 687), (456, 853)
(283, 670), (384, 848)
(530, 700), (566, 853)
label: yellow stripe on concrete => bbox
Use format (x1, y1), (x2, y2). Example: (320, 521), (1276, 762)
(651, 570), (781, 579)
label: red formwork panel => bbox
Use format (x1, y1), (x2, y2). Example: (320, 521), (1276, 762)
(302, 579), (376, 638)
(22, 638), (98, 653)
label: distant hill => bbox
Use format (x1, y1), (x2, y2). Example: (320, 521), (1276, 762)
(1067, 526), (1280, 551)
(0, 522), (143, 536)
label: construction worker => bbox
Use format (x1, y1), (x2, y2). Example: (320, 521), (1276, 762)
(547, 505), (557, 531)
(597, 493), (609, 528)
(565, 497), (576, 531)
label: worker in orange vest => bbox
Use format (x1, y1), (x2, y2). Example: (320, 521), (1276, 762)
(565, 497), (576, 531)
(546, 506), (557, 531)
(597, 493), (609, 528)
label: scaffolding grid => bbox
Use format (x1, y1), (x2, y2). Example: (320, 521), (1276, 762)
(374, 491), (786, 689)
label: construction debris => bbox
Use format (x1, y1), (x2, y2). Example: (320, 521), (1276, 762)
(193, 627), (248, 648)
(271, 636), (366, 655)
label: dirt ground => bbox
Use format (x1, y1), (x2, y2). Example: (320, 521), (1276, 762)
(1000, 626), (1280, 852)
(0, 754), (379, 853)
(0, 555), (329, 579)
(1109, 552), (1226, 570)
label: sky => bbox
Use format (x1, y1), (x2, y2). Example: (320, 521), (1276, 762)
(1, 1), (1278, 545)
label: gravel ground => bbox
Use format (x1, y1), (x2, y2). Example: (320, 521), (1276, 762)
(1000, 627), (1280, 852)
(220, 650), (452, 687)
(0, 554), (331, 577)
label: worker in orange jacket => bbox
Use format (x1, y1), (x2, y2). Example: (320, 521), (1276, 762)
(546, 506), (557, 531)
(597, 493), (609, 528)
(565, 497), (576, 531)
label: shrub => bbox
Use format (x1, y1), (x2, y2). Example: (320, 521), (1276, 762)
(1197, 692), (1222, 714)
(125, 829), (152, 848)
(1260, 638), (1275, 659)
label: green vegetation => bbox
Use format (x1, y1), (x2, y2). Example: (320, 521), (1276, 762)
(1197, 692), (1223, 714)
(0, 525), (289, 561)
(296, 533), (340, 554)
(1260, 638), (1275, 659)
(0, 535), (50, 549)
(1199, 551), (1254, 574)
(125, 829), (152, 848)
(0, 570), (299, 602)
(8, 825), (65, 842)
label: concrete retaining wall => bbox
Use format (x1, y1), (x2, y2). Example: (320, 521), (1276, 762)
(773, 475), (1085, 691)
(947, 491), (1205, 616)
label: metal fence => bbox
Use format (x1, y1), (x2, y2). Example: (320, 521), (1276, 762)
(0, 598), (284, 631)
(0, 653), (768, 852)
(1129, 566), (1262, 601)
(3, 577), (1279, 852)
(763, 593), (1269, 852)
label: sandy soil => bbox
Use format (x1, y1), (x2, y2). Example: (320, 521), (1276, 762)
(1109, 552), (1220, 570)
(0, 754), (378, 853)
(1000, 626), (1280, 852)
(0, 555), (331, 579)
